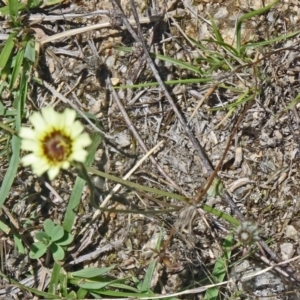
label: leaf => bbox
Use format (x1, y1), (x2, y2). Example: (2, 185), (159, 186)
(236, 0), (279, 54)
(24, 38), (35, 62)
(0, 32), (16, 70)
(59, 268), (68, 297)
(8, 0), (19, 24)
(71, 266), (115, 278)
(56, 232), (73, 246)
(9, 50), (24, 90)
(41, 0), (65, 7)
(43, 219), (55, 236)
(50, 244), (65, 261)
(76, 280), (115, 290)
(66, 291), (77, 299)
(76, 288), (88, 299)
(139, 231), (162, 292)
(29, 242), (47, 259)
(206, 178), (224, 197)
(117, 46), (204, 75)
(0, 125), (20, 210)
(204, 234), (233, 300)
(35, 231), (50, 243)
(50, 225), (64, 242)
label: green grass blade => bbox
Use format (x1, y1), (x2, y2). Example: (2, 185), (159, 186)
(63, 132), (103, 232)
(0, 131), (20, 209)
(13, 233), (25, 254)
(8, 0), (19, 24)
(242, 29), (300, 50)
(236, 0), (279, 54)
(86, 166), (188, 202)
(203, 204), (240, 226)
(0, 271), (60, 299)
(71, 266), (115, 278)
(24, 38), (36, 62)
(9, 50), (24, 90)
(140, 230), (162, 292)
(208, 14), (224, 44)
(87, 165), (240, 225)
(117, 46), (204, 75)
(114, 76), (212, 89)
(151, 52), (204, 75)
(0, 0), (42, 16)
(0, 32), (16, 70)
(202, 39), (239, 57)
(204, 234), (233, 300)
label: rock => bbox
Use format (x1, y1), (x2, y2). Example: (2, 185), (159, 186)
(280, 243), (294, 260)
(285, 225), (298, 241)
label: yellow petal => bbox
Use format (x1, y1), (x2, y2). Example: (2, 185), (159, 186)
(21, 153), (38, 166)
(63, 108), (76, 127)
(19, 127), (36, 140)
(71, 149), (88, 162)
(29, 111), (47, 132)
(73, 133), (92, 148)
(69, 121), (84, 137)
(61, 161), (70, 169)
(42, 107), (60, 127)
(21, 139), (40, 152)
(47, 167), (60, 180)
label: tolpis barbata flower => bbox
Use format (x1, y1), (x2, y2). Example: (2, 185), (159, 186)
(19, 107), (91, 180)
(235, 221), (259, 246)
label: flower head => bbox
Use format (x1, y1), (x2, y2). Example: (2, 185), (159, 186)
(235, 221), (259, 246)
(19, 107), (91, 180)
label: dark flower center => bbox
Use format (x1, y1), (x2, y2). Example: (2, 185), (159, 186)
(42, 131), (72, 162)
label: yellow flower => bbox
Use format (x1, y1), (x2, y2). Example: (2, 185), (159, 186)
(19, 107), (92, 180)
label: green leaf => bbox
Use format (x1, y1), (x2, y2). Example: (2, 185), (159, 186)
(0, 220), (10, 234)
(29, 242), (48, 259)
(108, 282), (140, 292)
(13, 233), (25, 254)
(50, 225), (64, 242)
(0, 270), (59, 299)
(27, 0), (42, 8)
(96, 290), (155, 298)
(63, 132), (103, 232)
(41, 0), (65, 7)
(35, 231), (50, 243)
(76, 288), (88, 299)
(117, 46), (204, 75)
(8, 0), (19, 24)
(236, 0), (279, 54)
(208, 14), (224, 44)
(0, 32), (16, 70)
(9, 50), (24, 90)
(203, 204), (240, 226)
(50, 244), (65, 261)
(56, 232), (73, 246)
(0, 124), (20, 209)
(66, 291), (77, 299)
(43, 219), (55, 236)
(140, 231), (162, 292)
(24, 38), (36, 62)
(71, 266), (115, 278)
(59, 268), (68, 297)
(76, 280), (115, 290)
(204, 234), (233, 300)
(206, 178), (224, 197)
